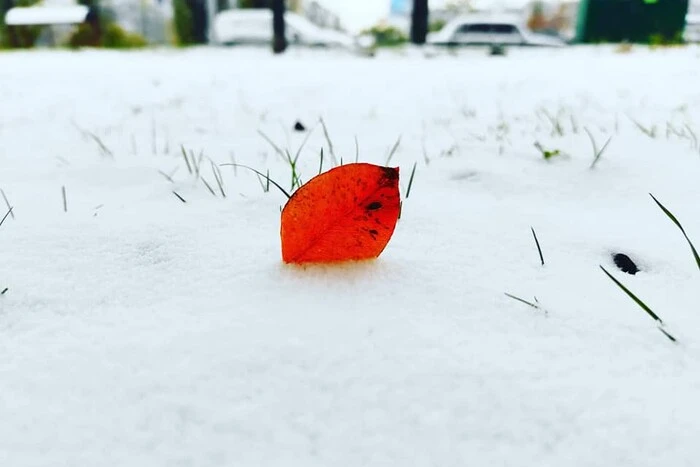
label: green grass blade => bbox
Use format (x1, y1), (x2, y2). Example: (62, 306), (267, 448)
(201, 177), (217, 197)
(591, 136), (612, 168)
(0, 207), (13, 228)
(220, 163), (290, 199)
(172, 191), (187, 203)
(87, 130), (114, 158)
(405, 162), (417, 199)
(354, 135), (359, 163)
(628, 115), (656, 138)
(385, 135), (402, 165)
(293, 123), (316, 164)
(585, 127), (613, 169)
(257, 129), (288, 162)
(318, 148), (324, 175)
(285, 149), (302, 191)
(584, 127), (598, 154)
(193, 150), (204, 178)
(1, 189), (14, 220)
(319, 117), (337, 166)
(158, 169), (175, 183)
(181, 145), (193, 174)
(683, 123), (698, 150)
(530, 227), (544, 266)
(62, 186), (67, 213)
(600, 265), (663, 324)
(210, 161), (226, 198)
(657, 325), (677, 343)
(649, 193), (700, 272)
(504, 292), (540, 309)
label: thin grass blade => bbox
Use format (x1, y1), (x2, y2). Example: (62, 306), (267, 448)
(211, 161), (226, 198)
(1, 189), (14, 219)
(0, 207), (13, 228)
(649, 193), (700, 272)
(584, 127), (598, 154)
(220, 164), (290, 199)
(194, 150), (204, 178)
(319, 117), (338, 166)
(201, 177), (217, 197)
(318, 148), (324, 175)
(257, 129), (288, 162)
(657, 325), (677, 343)
(600, 265), (663, 324)
(158, 170), (175, 183)
(293, 123), (316, 164)
(405, 162), (417, 199)
(531, 227), (545, 266)
(87, 131), (114, 158)
(385, 135), (402, 165)
(504, 292), (540, 309)
(590, 135), (612, 169)
(181, 146), (193, 174)
(354, 135), (359, 163)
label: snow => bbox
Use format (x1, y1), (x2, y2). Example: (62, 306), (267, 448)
(2, 44), (700, 466)
(4, 6), (89, 26)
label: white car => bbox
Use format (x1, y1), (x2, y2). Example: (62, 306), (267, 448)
(427, 14), (566, 48)
(684, 14), (700, 43)
(213, 9), (374, 52)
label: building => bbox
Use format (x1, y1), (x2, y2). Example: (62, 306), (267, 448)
(575, 0), (689, 43)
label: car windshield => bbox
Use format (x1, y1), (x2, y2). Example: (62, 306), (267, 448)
(457, 23), (519, 34)
(491, 24), (518, 34)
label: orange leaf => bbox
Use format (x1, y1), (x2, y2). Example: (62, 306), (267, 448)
(280, 163), (401, 264)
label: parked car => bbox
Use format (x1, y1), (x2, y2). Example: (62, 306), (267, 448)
(684, 14), (700, 43)
(213, 9), (375, 53)
(427, 14), (567, 48)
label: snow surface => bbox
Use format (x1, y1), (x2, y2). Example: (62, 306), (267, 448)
(1, 44), (700, 466)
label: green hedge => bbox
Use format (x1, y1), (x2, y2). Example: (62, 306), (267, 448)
(577, 0), (689, 44)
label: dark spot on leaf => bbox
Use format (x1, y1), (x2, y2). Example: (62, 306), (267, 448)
(381, 166), (399, 181)
(294, 121), (306, 132)
(613, 253), (639, 275)
(367, 202), (382, 211)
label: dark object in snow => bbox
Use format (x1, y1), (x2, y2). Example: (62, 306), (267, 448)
(489, 44), (506, 56)
(613, 253), (639, 275)
(1, 287), (8, 295)
(294, 121), (306, 132)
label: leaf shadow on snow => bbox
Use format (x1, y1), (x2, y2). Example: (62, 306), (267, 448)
(278, 258), (386, 278)
(273, 258), (407, 295)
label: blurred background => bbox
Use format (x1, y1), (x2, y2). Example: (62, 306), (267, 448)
(1, 0), (699, 52)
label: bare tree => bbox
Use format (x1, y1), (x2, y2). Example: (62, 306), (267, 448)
(272, 0), (286, 53)
(411, 0), (429, 45)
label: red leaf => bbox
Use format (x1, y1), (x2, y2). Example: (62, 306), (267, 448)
(280, 163), (401, 264)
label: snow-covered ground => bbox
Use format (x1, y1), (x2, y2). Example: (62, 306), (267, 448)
(1, 44), (700, 466)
